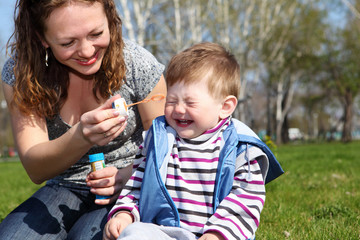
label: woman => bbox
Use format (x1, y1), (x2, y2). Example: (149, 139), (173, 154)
(0, 0), (166, 239)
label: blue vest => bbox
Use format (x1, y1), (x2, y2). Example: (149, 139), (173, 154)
(138, 116), (284, 227)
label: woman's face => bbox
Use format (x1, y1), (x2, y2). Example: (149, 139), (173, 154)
(42, 1), (110, 76)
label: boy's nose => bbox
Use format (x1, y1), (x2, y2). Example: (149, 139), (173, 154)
(174, 103), (186, 114)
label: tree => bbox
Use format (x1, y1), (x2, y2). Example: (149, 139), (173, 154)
(258, 0), (326, 144)
(322, 29), (360, 142)
(117, 0), (159, 47)
(338, 4), (360, 142)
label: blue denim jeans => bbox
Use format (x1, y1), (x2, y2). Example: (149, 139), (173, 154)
(0, 183), (112, 240)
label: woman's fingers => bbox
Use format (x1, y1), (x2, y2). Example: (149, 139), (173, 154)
(96, 120), (127, 146)
(80, 108), (127, 145)
(101, 117), (128, 138)
(86, 166), (128, 205)
(81, 108), (121, 128)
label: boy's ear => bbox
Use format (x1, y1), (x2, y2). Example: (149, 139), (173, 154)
(219, 95), (237, 119)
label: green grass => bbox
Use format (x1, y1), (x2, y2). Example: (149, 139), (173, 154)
(256, 141), (360, 239)
(0, 159), (43, 222)
(1, 142), (360, 239)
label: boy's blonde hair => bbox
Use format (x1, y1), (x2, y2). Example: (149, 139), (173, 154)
(165, 42), (240, 99)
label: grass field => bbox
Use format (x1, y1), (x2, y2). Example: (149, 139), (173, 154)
(1, 141), (359, 239)
(0, 159), (43, 222)
(257, 141), (360, 239)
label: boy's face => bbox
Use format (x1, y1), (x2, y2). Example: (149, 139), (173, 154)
(165, 79), (224, 139)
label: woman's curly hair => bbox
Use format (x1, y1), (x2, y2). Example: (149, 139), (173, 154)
(8, 0), (125, 118)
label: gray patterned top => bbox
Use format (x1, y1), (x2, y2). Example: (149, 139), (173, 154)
(1, 39), (165, 189)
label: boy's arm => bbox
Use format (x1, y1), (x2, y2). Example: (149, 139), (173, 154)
(198, 231), (225, 240)
(103, 211), (134, 240)
(107, 146), (147, 222)
(203, 149), (267, 240)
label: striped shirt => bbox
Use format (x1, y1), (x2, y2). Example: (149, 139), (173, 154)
(111, 118), (267, 240)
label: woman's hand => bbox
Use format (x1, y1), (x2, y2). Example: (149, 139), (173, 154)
(80, 95), (127, 146)
(86, 164), (133, 205)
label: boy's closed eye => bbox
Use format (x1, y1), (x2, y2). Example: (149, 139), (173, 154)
(165, 100), (177, 105)
(185, 101), (198, 107)
(165, 96), (178, 105)
(183, 97), (200, 106)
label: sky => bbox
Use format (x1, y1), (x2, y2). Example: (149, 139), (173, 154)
(0, 0), (17, 59)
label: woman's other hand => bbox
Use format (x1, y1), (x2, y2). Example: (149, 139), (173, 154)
(86, 164), (133, 205)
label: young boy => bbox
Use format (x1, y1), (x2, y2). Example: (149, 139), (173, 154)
(103, 42), (283, 240)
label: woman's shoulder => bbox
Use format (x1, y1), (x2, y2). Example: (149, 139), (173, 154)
(115, 39), (164, 101)
(122, 38), (163, 67)
(123, 38), (146, 54)
(1, 57), (16, 86)
(121, 38), (164, 84)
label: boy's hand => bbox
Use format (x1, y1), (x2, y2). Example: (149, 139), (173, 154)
(103, 212), (133, 240)
(198, 231), (225, 240)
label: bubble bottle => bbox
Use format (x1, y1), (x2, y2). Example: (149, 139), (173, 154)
(88, 153), (110, 200)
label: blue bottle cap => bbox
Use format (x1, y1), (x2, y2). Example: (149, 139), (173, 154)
(89, 153), (105, 163)
(96, 195), (111, 200)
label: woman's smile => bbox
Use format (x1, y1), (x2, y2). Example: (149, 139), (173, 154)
(76, 50), (100, 66)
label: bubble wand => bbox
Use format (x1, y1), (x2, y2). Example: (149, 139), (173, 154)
(112, 94), (165, 116)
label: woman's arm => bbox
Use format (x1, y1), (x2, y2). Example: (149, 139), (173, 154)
(137, 75), (167, 130)
(2, 82), (126, 184)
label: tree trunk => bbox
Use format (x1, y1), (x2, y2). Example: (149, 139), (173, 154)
(281, 114), (290, 143)
(118, 0), (155, 47)
(266, 88), (273, 138)
(341, 89), (353, 143)
(275, 78), (284, 145)
(275, 72), (298, 145)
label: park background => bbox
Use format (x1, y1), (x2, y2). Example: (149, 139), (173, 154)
(0, 0), (359, 239)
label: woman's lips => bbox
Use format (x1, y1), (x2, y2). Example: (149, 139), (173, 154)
(76, 51), (99, 66)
